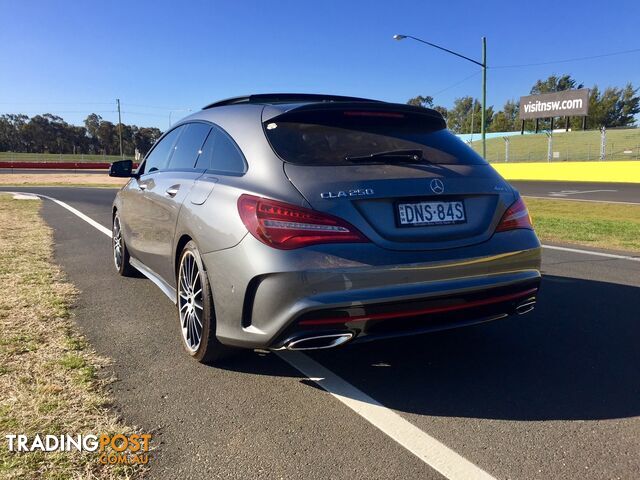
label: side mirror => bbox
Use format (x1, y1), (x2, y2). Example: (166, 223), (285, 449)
(109, 159), (134, 178)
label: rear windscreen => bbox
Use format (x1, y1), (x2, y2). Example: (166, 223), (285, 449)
(264, 110), (487, 166)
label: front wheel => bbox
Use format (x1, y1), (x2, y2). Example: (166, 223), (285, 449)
(177, 241), (236, 364)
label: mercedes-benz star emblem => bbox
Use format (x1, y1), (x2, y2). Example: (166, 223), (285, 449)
(429, 178), (445, 194)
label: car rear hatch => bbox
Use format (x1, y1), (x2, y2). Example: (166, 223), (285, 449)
(263, 102), (515, 251)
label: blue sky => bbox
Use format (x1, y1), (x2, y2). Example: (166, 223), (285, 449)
(1, 0), (639, 129)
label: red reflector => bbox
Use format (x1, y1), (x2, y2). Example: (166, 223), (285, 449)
(496, 197), (534, 232)
(237, 194), (369, 249)
(298, 287), (538, 326)
(343, 111), (405, 118)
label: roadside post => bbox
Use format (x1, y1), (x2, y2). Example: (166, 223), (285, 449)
(503, 137), (510, 162)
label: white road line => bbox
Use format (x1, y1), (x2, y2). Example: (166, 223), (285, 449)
(277, 351), (496, 480)
(542, 244), (640, 262)
(524, 195), (640, 206)
(12, 193), (39, 200)
(548, 189), (617, 197)
(1, 191), (112, 237)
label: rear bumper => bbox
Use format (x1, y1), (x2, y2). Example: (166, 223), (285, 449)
(201, 229), (542, 349)
(271, 279), (540, 350)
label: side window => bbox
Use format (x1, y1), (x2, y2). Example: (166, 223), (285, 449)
(167, 123), (212, 170)
(195, 126), (246, 174)
(143, 126), (184, 174)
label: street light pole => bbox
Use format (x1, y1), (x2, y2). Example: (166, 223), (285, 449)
(393, 34), (488, 159)
(116, 98), (124, 159)
(481, 37), (487, 159)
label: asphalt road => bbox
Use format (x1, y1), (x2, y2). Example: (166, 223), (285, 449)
(5, 186), (640, 479)
(512, 180), (640, 204)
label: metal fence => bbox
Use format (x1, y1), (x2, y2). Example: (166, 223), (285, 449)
(0, 152), (122, 163)
(467, 127), (640, 163)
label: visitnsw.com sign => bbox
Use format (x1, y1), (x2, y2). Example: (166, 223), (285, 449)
(519, 89), (589, 119)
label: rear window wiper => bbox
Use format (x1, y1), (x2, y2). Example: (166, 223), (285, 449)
(344, 149), (425, 163)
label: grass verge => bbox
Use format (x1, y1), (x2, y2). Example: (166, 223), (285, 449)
(0, 194), (146, 479)
(0, 174), (127, 188)
(525, 197), (640, 253)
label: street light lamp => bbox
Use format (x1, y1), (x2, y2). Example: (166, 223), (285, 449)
(393, 34), (488, 159)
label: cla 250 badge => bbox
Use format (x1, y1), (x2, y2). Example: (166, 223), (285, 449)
(320, 188), (374, 199)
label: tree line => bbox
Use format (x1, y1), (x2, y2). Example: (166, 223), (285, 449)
(0, 113), (163, 156)
(408, 74), (640, 133)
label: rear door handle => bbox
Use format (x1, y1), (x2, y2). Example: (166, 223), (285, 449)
(165, 185), (180, 197)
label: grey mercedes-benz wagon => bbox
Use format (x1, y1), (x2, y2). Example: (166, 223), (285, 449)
(110, 93), (541, 363)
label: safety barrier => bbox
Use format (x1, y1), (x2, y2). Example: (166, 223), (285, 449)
(492, 161), (640, 183)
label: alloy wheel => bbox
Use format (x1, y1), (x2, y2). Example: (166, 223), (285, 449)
(113, 216), (123, 270)
(178, 251), (204, 352)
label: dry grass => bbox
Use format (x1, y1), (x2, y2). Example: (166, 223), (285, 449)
(0, 174), (127, 188)
(0, 195), (146, 479)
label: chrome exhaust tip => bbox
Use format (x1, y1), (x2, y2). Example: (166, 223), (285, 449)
(515, 298), (536, 315)
(285, 333), (353, 351)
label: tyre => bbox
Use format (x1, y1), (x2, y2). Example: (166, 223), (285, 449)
(112, 212), (136, 276)
(177, 241), (236, 363)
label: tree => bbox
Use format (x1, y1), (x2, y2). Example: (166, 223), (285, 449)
(530, 74), (583, 95)
(134, 127), (162, 155)
(446, 96), (494, 134)
(577, 83), (640, 129)
(433, 105), (448, 123)
(406, 95), (434, 108)
(489, 99), (519, 132)
(0, 112), (163, 155)
(615, 83), (640, 127)
(0, 114), (29, 151)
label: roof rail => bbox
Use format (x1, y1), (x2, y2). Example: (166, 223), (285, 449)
(203, 93), (382, 109)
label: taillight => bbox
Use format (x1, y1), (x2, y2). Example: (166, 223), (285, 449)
(237, 194), (369, 249)
(496, 197), (533, 232)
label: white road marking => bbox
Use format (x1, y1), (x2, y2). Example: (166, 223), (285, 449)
(542, 244), (640, 262)
(1, 191), (112, 237)
(277, 351), (496, 480)
(548, 189), (617, 197)
(12, 193), (40, 200)
(6, 190), (640, 478)
(524, 195), (640, 206)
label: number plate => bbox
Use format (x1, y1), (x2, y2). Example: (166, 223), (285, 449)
(397, 200), (466, 226)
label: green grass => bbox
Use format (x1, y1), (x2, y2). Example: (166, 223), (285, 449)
(0, 152), (122, 163)
(469, 128), (640, 162)
(526, 197), (640, 252)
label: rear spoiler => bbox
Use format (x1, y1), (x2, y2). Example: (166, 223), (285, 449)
(262, 101), (447, 129)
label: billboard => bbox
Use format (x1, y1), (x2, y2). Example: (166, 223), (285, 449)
(519, 89), (589, 120)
